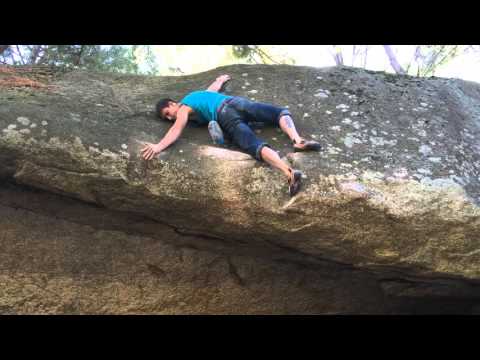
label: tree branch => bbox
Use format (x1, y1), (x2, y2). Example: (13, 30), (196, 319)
(15, 45), (26, 65)
(251, 46), (281, 64)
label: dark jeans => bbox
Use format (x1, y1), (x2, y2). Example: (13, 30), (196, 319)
(216, 97), (291, 161)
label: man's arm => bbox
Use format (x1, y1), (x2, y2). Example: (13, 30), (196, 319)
(206, 74), (231, 92)
(141, 105), (192, 160)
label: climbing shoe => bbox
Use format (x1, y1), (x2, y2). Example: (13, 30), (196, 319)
(208, 121), (225, 145)
(288, 168), (303, 196)
(293, 138), (322, 152)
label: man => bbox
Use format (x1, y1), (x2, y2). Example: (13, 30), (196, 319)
(141, 74), (321, 196)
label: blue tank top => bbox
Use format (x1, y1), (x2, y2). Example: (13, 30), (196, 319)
(180, 90), (233, 124)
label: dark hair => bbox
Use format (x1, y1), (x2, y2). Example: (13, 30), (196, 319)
(155, 98), (176, 120)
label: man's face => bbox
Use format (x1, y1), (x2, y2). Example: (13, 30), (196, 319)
(161, 101), (179, 122)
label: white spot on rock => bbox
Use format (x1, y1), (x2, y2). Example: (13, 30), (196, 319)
(41, 121), (48, 126)
(325, 110), (332, 115)
(245, 82), (250, 86)
(419, 145), (432, 156)
(417, 168), (432, 175)
(370, 137), (397, 146)
(179, 150), (183, 153)
(428, 157), (441, 163)
(298, 104), (303, 107)
(19, 129), (31, 135)
(316, 76), (323, 80)
(336, 104), (349, 110)
(314, 92), (329, 98)
(257, 77), (264, 81)
(350, 111), (359, 116)
(393, 168), (409, 178)
(420, 102), (428, 107)
(344, 135), (362, 148)
(242, 73), (248, 77)
(7, 124), (17, 130)
(17, 117), (30, 126)
(303, 113), (310, 118)
(95, 104), (104, 107)
(342, 118), (352, 125)
(247, 89), (258, 94)
(272, 137), (278, 141)
(330, 126), (341, 131)
(241, 86), (246, 90)
(94, 142), (99, 146)
(30, 123), (37, 128)
(121, 144), (128, 150)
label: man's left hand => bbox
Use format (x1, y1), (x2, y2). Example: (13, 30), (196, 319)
(141, 143), (162, 160)
(216, 74), (231, 83)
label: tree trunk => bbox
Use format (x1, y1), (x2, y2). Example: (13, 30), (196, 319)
(29, 45), (43, 64)
(332, 45), (344, 65)
(0, 45), (9, 56)
(383, 45), (406, 74)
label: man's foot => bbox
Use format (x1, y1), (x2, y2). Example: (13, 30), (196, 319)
(293, 138), (322, 152)
(287, 168), (303, 196)
(208, 121), (225, 145)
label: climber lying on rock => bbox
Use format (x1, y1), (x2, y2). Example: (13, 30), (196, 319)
(141, 74), (321, 196)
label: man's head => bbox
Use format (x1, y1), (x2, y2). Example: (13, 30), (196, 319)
(156, 98), (180, 122)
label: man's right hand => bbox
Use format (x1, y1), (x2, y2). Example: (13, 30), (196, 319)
(141, 143), (162, 160)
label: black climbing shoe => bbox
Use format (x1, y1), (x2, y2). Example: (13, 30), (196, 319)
(288, 168), (303, 196)
(293, 138), (322, 152)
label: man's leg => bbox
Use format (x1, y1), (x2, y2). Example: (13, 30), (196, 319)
(279, 114), (321, 151)
(260, 146), (303, 196)
(236, 97), (319, 151)
(231, 121), (302, 195)
(260, 146), (291, 178)
(279, 114), (302, 144)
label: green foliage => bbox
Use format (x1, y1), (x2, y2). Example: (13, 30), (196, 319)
(0, 45), (158, 75)
(231, 45), (294, 65)
(232, 45), (252, 59)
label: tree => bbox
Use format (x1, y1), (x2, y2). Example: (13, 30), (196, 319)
(0, 45), (158, 75)
(411, 45), (461, 77)
(331, 45), (344, 66)
(383, 45), (406, 74)
(231, 45), (293, 65)
(0, 45), (9, 56)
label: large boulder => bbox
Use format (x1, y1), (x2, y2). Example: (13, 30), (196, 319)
(1, 64), (480, 313)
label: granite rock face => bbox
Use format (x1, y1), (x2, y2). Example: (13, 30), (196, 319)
(1, 64), (480, 314)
